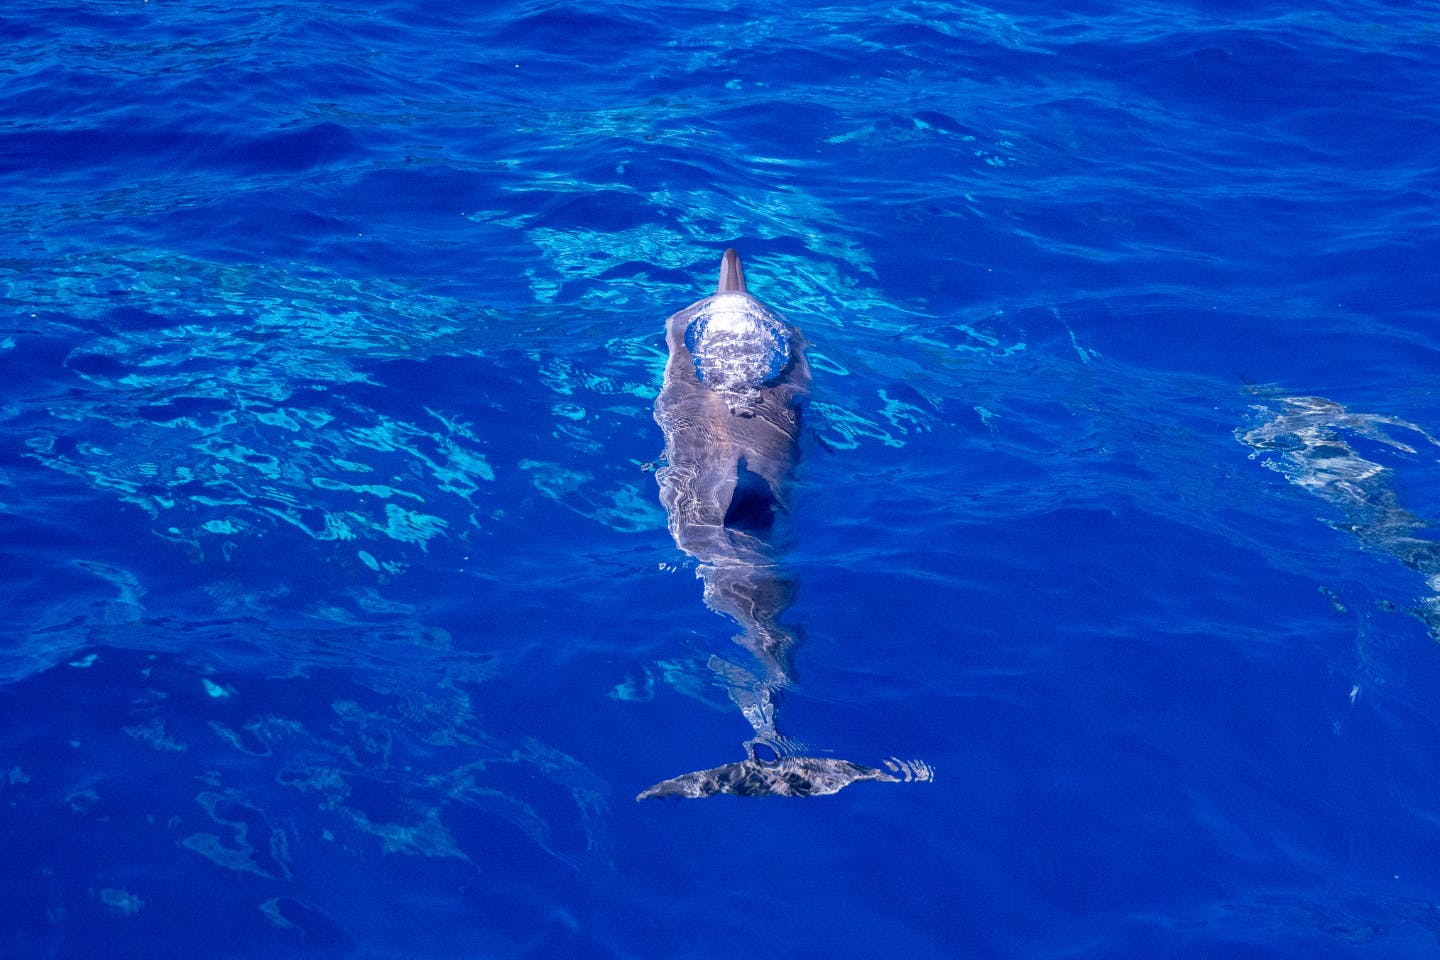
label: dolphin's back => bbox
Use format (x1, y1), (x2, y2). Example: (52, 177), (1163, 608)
(654, 259), (809, 565)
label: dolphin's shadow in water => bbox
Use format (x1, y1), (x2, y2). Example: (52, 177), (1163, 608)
(639, 250), (930, 800)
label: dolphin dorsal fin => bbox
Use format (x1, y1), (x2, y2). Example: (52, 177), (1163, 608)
(716, 248), (747, 294)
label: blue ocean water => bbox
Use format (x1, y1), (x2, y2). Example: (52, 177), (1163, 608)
(4, 0), (1440, 955)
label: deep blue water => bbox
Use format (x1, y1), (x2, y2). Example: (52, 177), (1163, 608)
(5, 0), (1440, 956)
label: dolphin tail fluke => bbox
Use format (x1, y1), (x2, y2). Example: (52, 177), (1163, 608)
(636, 755), (933, 800)
(716, 248), (748, 294)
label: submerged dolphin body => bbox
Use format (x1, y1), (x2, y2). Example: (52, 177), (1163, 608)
(640, 249), (927, 800)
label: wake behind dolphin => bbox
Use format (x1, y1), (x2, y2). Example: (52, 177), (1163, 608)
(640, 249), (930, 799)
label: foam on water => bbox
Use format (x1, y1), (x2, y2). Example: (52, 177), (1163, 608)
(684, 292), (791, 391)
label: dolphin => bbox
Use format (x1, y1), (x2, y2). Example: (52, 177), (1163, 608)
(640, 249), (929, 799)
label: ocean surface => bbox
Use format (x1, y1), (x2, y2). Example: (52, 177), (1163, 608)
(4, 0), (1440, 956)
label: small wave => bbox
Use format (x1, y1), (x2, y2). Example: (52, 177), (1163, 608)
(883, 756), (935, 783)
